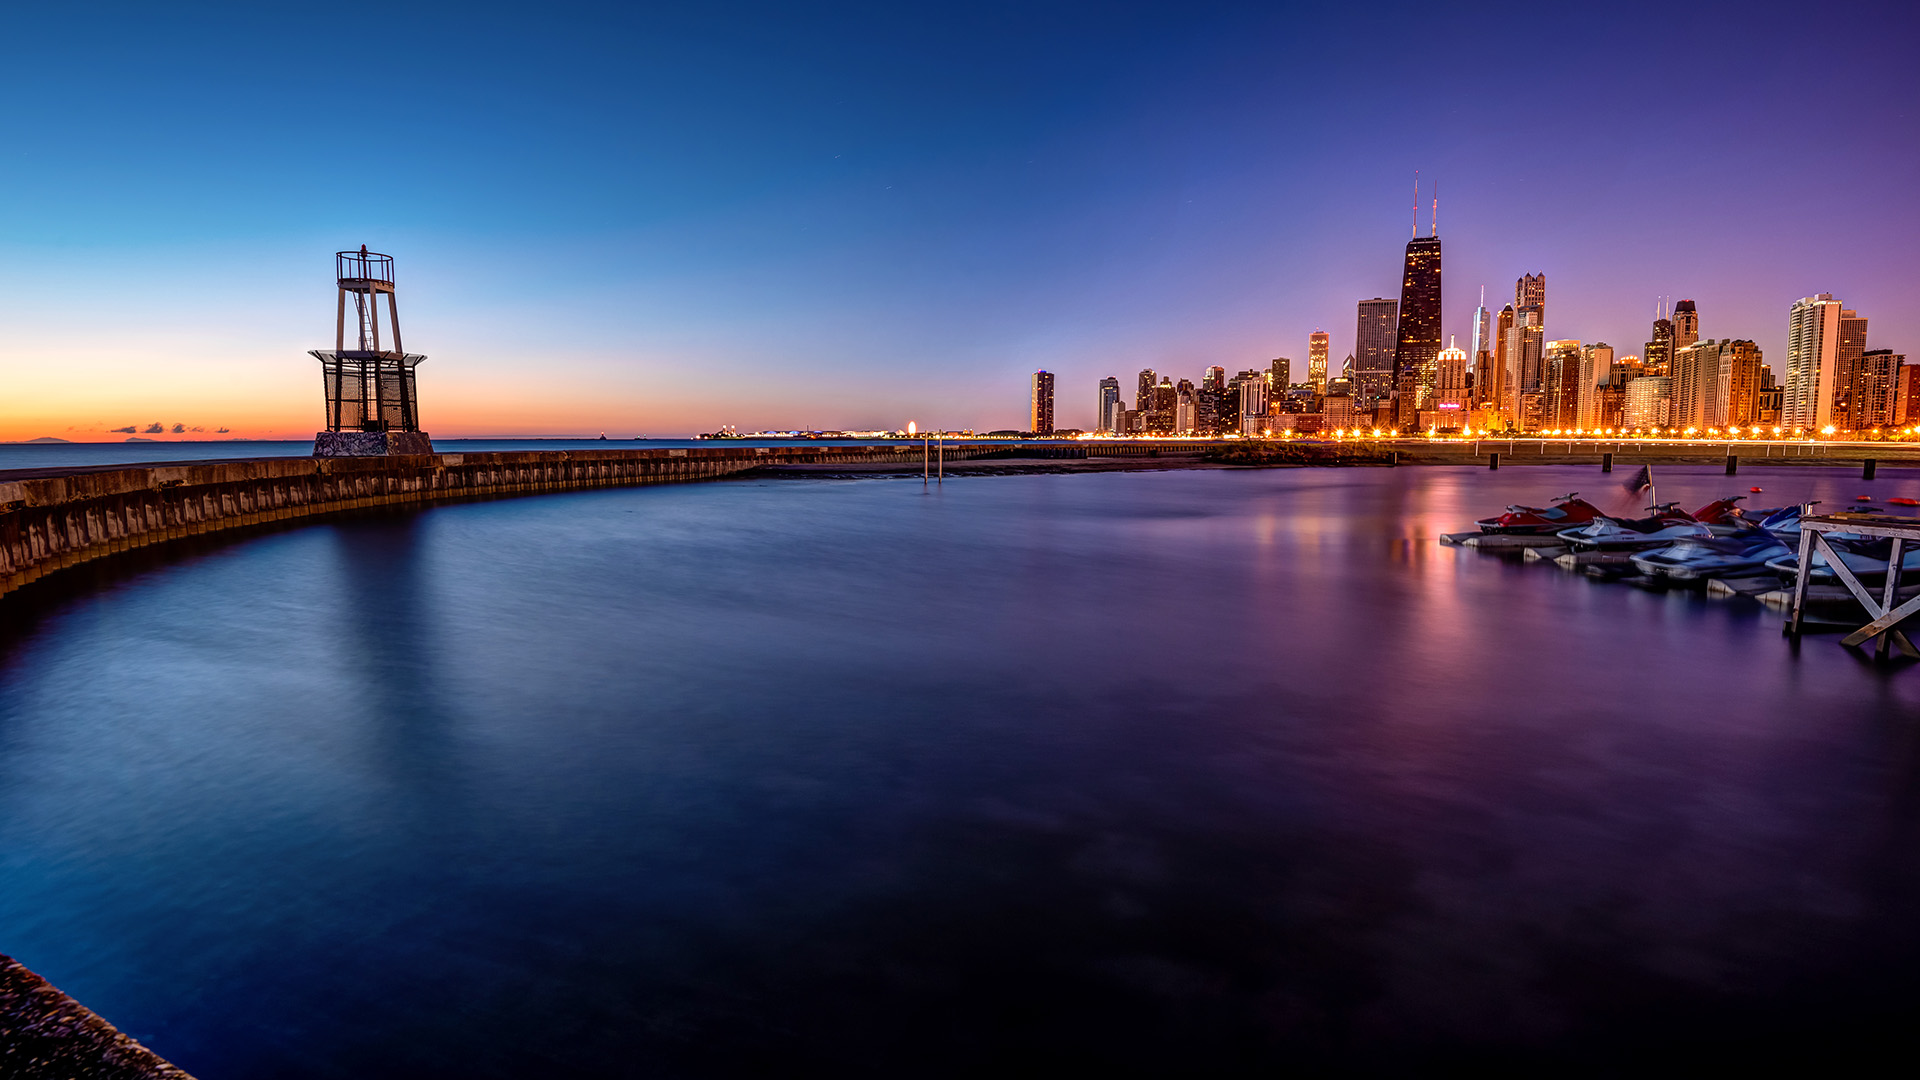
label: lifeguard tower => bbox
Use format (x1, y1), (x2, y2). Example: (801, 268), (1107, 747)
(309, 247), (433, 455)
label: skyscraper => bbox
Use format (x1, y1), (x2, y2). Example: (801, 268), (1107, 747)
(1487, 303), (1515, 417)
(1672, 300), (1699, 355)
(1515, 273), (1546, 325)
(1272, 357), (1292, 392)
(1470, 287), (1491, 361)
(1031, 370), (1055, 435)
(1831, 309), (1870, 428)
(1717, 341), (1763, 428)
(1354, 298), (1398, 403)
(1644, 302), (1675, 378)
(1784, 294), (1844, 430)
(1308, 331), (1330, 389)
(1576, 343), (1614, 429)
(1174, 379), (1197, 435)
(1097, 376), (1121, 434)
(1542, 340), (1582, 429)
(1393, 232), (1443, 426)
(1506, 308), (1544, 428)
(1433, 336), (1469, 430)
(1672, 340), (1722, 430)
(1136, 369), (1157, 412)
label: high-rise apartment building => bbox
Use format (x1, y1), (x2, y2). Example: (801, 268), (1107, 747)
(1830, 309), (1871, 428)
(1308, 331), (1329, 388)
(1148, 377), (1177, 434)
(1506, 309), (1545, 428)
(1716, 341), (1763, 428)
(1542, 340), (1582, 429)
(1672, 300), (1699, 355)
(1895, 362), (1920, 425)
(1230, 369), (1270, 434)
(1030, 370), (1055, 434)
(1136, 369), (1157, 412)
(1272, 357), (1293, 393)
(1487, 303), (1515, 415)
(1846, 349), (1902, 429)
(1576, 343), (1614, 429)
(1354, 298), (1399, 403)
(1096, 376), (1122, 433)
(1671, 340), (1719, 430)
(1624, 377), (1672, 429)
(1784, 294), (1845, 430)
(1393, 234), (1443, 424)
(1174, 379), (1197, 435)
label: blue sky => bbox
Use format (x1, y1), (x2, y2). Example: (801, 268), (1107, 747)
(2, 0), (1916, 437)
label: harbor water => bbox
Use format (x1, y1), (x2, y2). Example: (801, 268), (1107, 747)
(3, 465), (1920, 1074)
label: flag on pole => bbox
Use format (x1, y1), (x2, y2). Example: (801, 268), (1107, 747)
(1624, 464), (1653, 494)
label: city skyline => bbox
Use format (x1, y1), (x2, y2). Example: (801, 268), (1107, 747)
(2, 2), (1916, 440)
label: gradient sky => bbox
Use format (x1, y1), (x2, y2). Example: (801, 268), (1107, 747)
(2, 0), (1916, 439)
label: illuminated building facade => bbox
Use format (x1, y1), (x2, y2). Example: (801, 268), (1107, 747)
(1097, 376), (1121, 433)
(1716, 340), (1763, 428)
(1354, 297), (1398, 404)
(1624, 376), (1672, 429)
(1784, 293), (1844, 430)
(1393, 234), (1443, 426)
(1030, 370), (1055, 434)
(1576, 343), (1614, 428)
(1308, 331), (1330, 389)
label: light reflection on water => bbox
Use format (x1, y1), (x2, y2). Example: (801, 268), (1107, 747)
(2, 464), (1920, 1075)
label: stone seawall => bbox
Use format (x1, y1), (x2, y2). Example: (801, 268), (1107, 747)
(0, 443), (1205, 603)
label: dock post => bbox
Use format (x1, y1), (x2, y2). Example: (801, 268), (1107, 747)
(1726, 454), (1738, 475)
(1389, 451), (1398, 467)
(1787, 509), (1815, 637)
(1878, 537), (1906, 659)
(1864, 458), (1877, 480)
(1489, 452), (1499, 470)
(1602, 451), (1613, 473)
(923, 437), (929, 485)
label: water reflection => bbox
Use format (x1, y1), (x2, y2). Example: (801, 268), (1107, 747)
(0, 465), (1918, 1075)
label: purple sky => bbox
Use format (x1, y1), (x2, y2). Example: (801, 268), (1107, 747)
(1, 0), (1916, 437)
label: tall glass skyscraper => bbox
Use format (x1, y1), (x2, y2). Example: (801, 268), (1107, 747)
(1030, 370), (1055, 435)
(1096, 376), (1121, 433)
(1392, 234), (1442, 423)
(1354, 297), (1398, 404)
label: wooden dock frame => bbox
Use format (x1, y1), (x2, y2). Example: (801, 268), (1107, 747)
(1788, 508), (1920, 660)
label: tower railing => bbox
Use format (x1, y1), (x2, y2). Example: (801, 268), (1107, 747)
(336, 250), (395, 285)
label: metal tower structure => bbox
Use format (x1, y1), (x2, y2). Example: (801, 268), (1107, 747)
(308, 247), (431, 455)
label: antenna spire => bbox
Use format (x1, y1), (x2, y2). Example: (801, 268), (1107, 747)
(1412, 170), (1419, 239)
(1430, 180), (1438, 237)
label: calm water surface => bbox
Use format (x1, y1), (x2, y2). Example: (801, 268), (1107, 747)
(4, 465), (1920, 1075)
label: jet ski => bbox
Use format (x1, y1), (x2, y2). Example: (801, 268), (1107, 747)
(1763, 536), (1920, 583)
(1557, 504), (1711, 550)
(1691, 495), (1748, 526)
(1476, 493), (1606, 535)
(1632, 529), (1794, 580)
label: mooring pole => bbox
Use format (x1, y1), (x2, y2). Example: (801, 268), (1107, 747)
(1788, 509), (1815, 637)
(1879, 537), (1906, 660)
(1726, 453), (1738, 475)
(938, 434), (944, 483)
(1602, 451), (1613, 473)
(1489, 452), (1499, 470)
(923, 437), (929, 485)
(1865, 458), (1877, 480)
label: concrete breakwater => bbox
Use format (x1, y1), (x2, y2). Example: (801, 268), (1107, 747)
(0, 442), (1207, 603)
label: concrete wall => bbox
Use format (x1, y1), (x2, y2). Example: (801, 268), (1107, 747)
(0, 443), (1202, 602)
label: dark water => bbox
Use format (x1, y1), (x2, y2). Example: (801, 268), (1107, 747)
(4, 465), (1920, 1076)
